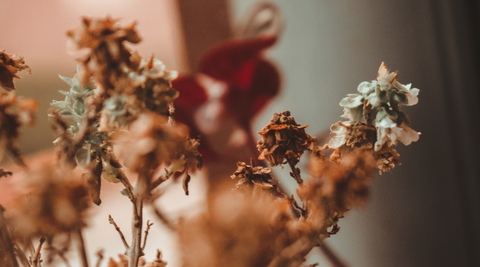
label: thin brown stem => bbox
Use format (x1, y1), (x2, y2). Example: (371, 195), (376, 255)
(108, 215), (130, 250)
(287, 159), (303, 185)
(150, 168), (173, 190)
(267, 236), (316, 267)
(141, 220), (153, 251)
(128, 171), (148, 267)
(32, 237), (45, 267)
(319, 243), (347, 267)
(76, 229), (89, 267)
(117, 170), (135, 201)
(151, 205), (177, 231)
(94, 249), (104, 267)
(13, 244), (30, 267)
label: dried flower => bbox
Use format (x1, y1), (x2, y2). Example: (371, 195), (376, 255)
(0, 50), (31, 91)
(257, 111), (317, 166)
(7, 165), (90, 238)
(67, 16), (141, 91)
(115, 113), (201, 173)
(177, 191), (292, 267)
(0, 92), (38, 165)
(330, 62), (420, 173)
(337, 62), (420, 152)
(231, 159), (285, 198)
(143, 250), (167, 267)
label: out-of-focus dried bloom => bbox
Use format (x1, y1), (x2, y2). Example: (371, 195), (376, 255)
(17, 98), (39, 127)
(257, 111), (316, 166)
(178, 191), (293, 267)
(300, 151), (376, 234)
(67, 16), (141, 92)
(0, 50), (31, 91)
(107, 254), (129, 267)
(115, 113), (201, 173)
(7, 165), (90, 238)
(231, 159), (285, 198)
(49, 110), (76, 166)
(129, 56), (179, 116)
(143, 250), (167, 267)
(0, 92), (38, 165)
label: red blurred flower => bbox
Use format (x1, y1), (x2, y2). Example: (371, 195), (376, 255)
(172, 36), (280, 162)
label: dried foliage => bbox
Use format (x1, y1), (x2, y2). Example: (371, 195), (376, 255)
(0, 13), (420, 267)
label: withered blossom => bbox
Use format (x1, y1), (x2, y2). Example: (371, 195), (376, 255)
(67, 16), (141, 92)
(131, 56), (179, 116)
(143, 250), (167, 267)
(115, 113), (201, 173)
(231, 159), (285, 198)
(0, 50), (31, 91)
(7, 165), (90, 238)
(0, 92), (39, 165)
(257, 111), (316, 166)
(178, 191), (294, 267)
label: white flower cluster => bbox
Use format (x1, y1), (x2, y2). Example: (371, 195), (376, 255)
(333, 62), (420, 151)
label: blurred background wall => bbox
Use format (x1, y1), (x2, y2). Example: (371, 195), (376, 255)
(1, 0), (480, 266)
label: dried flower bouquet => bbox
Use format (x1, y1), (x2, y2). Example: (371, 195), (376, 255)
(0, 16), (419, 267)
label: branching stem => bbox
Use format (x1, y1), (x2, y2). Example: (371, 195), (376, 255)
(94, 250), (104, 267)
(141, 220), (154, 251)
(108, 215), (130, 250)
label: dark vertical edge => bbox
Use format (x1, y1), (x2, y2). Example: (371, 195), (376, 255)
(176, 0), (232, 73)
(428, 0), (480, 266)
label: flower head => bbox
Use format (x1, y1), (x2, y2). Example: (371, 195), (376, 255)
(0, 50), (30, 91)
(257, 111), (316, 166)
(115, 113), (201, 173)
(7, 165), (90, 238)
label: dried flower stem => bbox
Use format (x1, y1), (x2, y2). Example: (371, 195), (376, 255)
(267, 236), (316, 267)
(108, 215), (130, 250)
(287, 159), (303, 185)
(0, 205), (20, 267)
(13, 244), (30, 267)
(94, 250), (104, 267)
(117, 169), (135, 201)
(141, 220), (153, 251)
(128, 171), (149, 267)
(150, 168), (174, 190)
(152, 205), (177, 231)
(32, 237), (45, 267)
(319, 243), (346, 267)
(75, 229), (89, 267)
